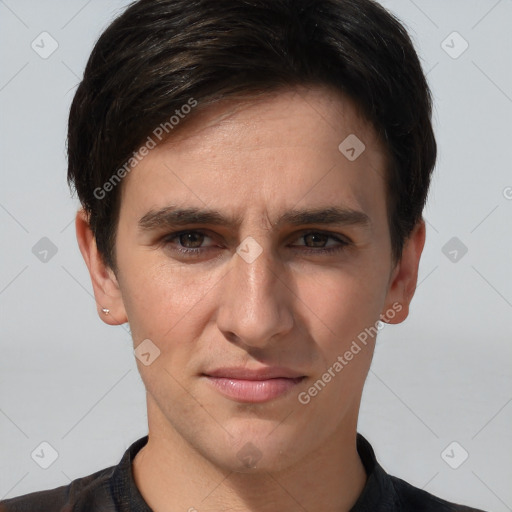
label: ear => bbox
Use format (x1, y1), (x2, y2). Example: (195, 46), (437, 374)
(75, 209), (128, 326)
(380, 219), (426, 324)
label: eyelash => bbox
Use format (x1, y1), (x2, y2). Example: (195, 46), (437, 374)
(161, 230), (351, 258)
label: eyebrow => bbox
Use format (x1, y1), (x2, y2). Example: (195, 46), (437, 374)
(138, 205), (372, 232)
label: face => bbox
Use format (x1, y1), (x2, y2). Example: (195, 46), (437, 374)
(79, 85), (424, 473)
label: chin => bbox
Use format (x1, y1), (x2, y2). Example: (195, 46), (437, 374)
(203, 424), (304, 474)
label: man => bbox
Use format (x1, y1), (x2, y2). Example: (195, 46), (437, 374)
(0, 0), (486, 510)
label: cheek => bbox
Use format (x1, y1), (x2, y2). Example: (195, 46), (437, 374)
(300, 264), (386, 344)
(118, 253), (224, 343)
(299, 271), (381, 395)
(120, 264), (214, 395)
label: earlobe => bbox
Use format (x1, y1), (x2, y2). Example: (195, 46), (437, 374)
(381, 219), (426, 325)
(75, 209), (128, 326)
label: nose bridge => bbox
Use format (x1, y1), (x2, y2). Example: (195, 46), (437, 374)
(217, 236), (293, 346)
(236, 239), (277, 301)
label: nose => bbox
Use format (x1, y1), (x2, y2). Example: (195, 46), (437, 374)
(216, 239), (294, 349)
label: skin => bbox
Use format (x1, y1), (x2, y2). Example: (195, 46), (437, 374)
(76, 85), (426, 512)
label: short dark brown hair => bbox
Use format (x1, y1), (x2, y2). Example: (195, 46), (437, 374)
(67, 0), (437, 270)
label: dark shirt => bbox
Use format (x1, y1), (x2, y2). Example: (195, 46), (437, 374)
(0, 434), (486, 511)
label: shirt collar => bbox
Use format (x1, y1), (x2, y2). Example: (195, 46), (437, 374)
(351, 433), (400, 510)
(110, 433), (398, 511)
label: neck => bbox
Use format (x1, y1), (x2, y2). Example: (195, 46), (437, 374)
(132, 398), (367, 512)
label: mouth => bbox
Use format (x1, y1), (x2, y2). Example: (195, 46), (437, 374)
(202, 367), (306, 403)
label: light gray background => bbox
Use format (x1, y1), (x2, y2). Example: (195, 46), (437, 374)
(1, 0), (511, 510)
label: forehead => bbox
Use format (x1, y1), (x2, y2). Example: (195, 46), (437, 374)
(119, 86), (389, 223)
(162, 86), (382, 154)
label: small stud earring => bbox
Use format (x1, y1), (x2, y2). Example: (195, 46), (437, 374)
(101, 308), (110, 315)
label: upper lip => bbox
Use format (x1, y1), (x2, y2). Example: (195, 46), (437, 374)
(203, 367), (305, 380)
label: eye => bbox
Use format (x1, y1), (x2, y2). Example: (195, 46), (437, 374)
(161, 229), (351, 259)
(291, 230), (351, 254)
(162, 230), (216, 257)
(174, 231), (209, 248)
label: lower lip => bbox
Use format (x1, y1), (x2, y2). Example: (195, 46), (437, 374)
(204, 376), (305, 403)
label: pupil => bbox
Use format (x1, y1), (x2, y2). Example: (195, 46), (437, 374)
(181, 232), (203, 248)
(306, 233), (326, 247)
